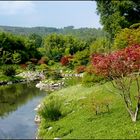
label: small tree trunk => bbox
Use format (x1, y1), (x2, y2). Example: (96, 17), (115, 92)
(126, 107), (136, 122)
(106, 104), (110, 112)
(127, 102), (140, 122)
(122, 94), (138, 122)
(131, 113), (137, 122)
(134, 102), (140, 121)
(123, 99), (137, 122)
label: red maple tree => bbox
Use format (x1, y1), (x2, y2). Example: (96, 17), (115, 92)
(92, 44), (140, 122)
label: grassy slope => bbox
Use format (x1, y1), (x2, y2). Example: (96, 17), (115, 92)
(38, 82), (140, 139)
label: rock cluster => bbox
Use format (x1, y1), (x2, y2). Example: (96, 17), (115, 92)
(36, 81), (64, 91)
(61, 73), (83, 77)
(17, 71), (45, 81)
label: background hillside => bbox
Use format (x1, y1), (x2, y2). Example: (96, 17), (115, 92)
(0, 25), (108, 41)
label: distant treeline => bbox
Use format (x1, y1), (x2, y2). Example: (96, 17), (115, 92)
(0, 25), (108, 42)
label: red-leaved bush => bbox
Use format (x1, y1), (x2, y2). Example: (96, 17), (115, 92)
(38, 57), (47, 65)
(76, 65), (86, 74)
(20, 64), (28, 69)
(92, 44), (140, 78)
(60, 55), (73, 66)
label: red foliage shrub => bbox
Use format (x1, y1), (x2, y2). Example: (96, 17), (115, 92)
(92, 44), (140, 78)
(60, 55), (73, 66)
(38, 57), (47, 65)
(76, 65), (86, 74)
(20, 64), (28, 69)
(60, 56), (69, 66)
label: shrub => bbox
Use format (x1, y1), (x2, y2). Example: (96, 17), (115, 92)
(26, 61), (36, 71)
(12, 52), (21, 64)
(75, 65), (86, 74)
(60, 55), (74, 69)
(48, 60), (55, 66)
(60, 56), (69, 66)
(90, 37), (111, 54)
(92, 44), (140, 78)
(72, 49), (89, 67)
(36, 64), (49, 72)
(39, 98), (62, 121)
(2, 65), (16, 76)
(38, 56), (48, 65)
(113, 27), (140, 50)
(20, 64), (28, 69)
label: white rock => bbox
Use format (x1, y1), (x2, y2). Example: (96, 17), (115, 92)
(48, 126), (52, 131)
(7, 81), (12, 85)
(34, 115), (41, 123)
(54, 138), (61, 140)
(34, 104), (42, 111)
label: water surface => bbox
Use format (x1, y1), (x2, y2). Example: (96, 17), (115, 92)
(0, 82), (46, 139)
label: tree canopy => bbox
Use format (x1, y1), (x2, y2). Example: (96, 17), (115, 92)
(96, 0), (140, 38)
(43, 34), (88, 62)
(0, 32), (41, 64)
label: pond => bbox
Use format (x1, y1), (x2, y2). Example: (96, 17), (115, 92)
(0, 82), (46, 139)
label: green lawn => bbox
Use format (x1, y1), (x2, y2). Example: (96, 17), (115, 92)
(38, 82), (140, 139)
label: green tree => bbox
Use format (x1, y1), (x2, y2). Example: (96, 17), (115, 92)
(90, 37), (111, 54)
(96, 0), (140, 38)
(29, 33), (42, 48)
(43, 34), (88, 62)
(0, 31), (41, 64)
(44, 34), (65, 62)
(72, 49), (89, 67)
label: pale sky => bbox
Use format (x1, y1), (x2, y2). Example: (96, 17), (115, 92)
(0, 1), (102, 29)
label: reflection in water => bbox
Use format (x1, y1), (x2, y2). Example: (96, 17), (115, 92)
(0, 82), (46, 139)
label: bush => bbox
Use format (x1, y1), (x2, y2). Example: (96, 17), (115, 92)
(20, 64), (28, 69)
(75, 65), (86, 74)
(113, 27), (140, 50)
(12, 52), (21, 64)
(48, 60), (55, 66)
(92, 44), (140, 78)
(26, 61), (36, 71)
(2, 65), (16, 76)
(60, 55), (73, 66)
(36, 64), (49, 72)
(90, 37), (111, 54)
(38, 56), (48, 65)
(72, 49), (89, 67)
(39, 98), (62, 121)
